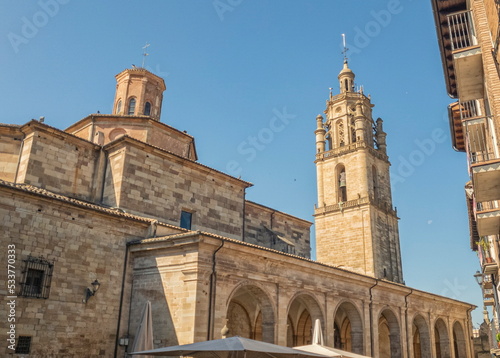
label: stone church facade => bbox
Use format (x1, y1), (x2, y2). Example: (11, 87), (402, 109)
(0, 66), (474, 357)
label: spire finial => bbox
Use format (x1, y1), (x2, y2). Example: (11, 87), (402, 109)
(341, 34), (349, 63)
(141, 42), (150, 68)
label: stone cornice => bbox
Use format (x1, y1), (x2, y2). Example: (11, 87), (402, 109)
(20, 120), (100, 149)
(315, 141), (389, 163)
(0, 179), (181, 227)
(245, 200), (313, 226)
(313, 195), (398, 218)
(130, 232), (475, 309)
(104, 135), (253, 188)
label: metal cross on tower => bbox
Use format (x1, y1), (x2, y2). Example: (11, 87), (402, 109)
(142, 42), (150, 68)
(341, 34), (349, 63)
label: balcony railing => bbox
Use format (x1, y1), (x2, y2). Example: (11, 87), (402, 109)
(458, 99), (482, 120)
(314, 195), (397, 216)
(316, 140), (387, 162)
(447, 10), (478, 51)
(483, 274), (493, 289)
(484, 288), (495, 298)
(464, 116), (499, 165)
(477, 200), (500, 212)
(484, 297), (495, 306)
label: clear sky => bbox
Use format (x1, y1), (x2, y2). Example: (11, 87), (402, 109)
(0, 0), (484, 325)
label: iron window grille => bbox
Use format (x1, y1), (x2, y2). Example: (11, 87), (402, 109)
(19, 255), (54, 299)
(15, 336), (31, 354)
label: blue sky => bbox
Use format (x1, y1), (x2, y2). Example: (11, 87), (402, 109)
(0, 0), (484, 324)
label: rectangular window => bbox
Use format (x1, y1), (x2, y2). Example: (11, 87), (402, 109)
(180, 211), (192, 230)
(25, 269), (44, 296)
(20, 256), (54, 299)
(15, 336), (31, 354)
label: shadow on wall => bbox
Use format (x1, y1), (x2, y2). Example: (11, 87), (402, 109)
(127, 261), (179, 353)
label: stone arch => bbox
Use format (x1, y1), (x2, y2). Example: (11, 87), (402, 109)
(127, 97), (136, 115)
(337, 119), (345, 147)
(412, 314), (431, 358)
(144, 101), (152, 116)
(109, 128), (127, 141)
(115, 98), (122, 114)
(452, 321), (467, 358)
(326, 133), (333, 151)
(333, 300), (364, 354)
(378, 308), (402, 358)
(434, 318), (450, 358)
(350, 117), (356, 144)
(225, 282), (275, 343)
(286, 292), (324, 347)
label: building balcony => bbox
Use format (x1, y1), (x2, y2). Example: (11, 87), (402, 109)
(465, 182), (480, 250)
(483, 274), (493, 289)
(447, 10), (484, 101)
(484, 288), (495, 298)
(477, 241), (498, 274)
(483, 261), (498, 275)
(464, 116), (500, 202)
(484, 297), (495, 306)
(476, 201), (500, 237)
(449, 99), (485, 152)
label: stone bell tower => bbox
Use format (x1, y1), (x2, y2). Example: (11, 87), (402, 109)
(314, 60), (403, 283)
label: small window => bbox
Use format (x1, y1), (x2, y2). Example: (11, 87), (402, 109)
(20, 256), (54, 299)
(15, 336), (31, 354)
(144, 101), (152, 116)
(180, 211), (192, 230)
(128, 98), (136, 115)
(116, 99), (122, 114)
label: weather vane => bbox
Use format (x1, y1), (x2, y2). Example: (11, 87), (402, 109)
(341, 34), (349, 63)
(142, 42), (150, 68)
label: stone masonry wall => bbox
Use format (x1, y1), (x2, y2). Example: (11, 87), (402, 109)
(372, 209), (403, 282)
(0, 125), (22, 182)
(131, 235), (474, 356)
(0, 185), (153, 357)
(103, 139), (247, 240)
(129, 239), (211, 347)
(67, 116), (195, 159)
(315, 206), (375, 276)
(16, 124), (100, 201)
(244, 201), (311, 258)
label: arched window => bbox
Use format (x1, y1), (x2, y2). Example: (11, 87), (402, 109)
(144, 101), (151, 116)
(337, 166), (347, 202)
(350, 118), (356, 143)
(116, 99), (122, 114)
(337, 121), (345, 147)
(127, 98), (136, 115)
(326, 134), (333, 151)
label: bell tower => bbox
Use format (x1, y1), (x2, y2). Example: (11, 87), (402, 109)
(314, 60), (403, 283)
(112, 67), (166, 121)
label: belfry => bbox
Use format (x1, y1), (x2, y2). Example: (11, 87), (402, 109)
(314, 60), (403, 283)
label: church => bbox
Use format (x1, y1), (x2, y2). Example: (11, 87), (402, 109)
(0, 62), (474, 357)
